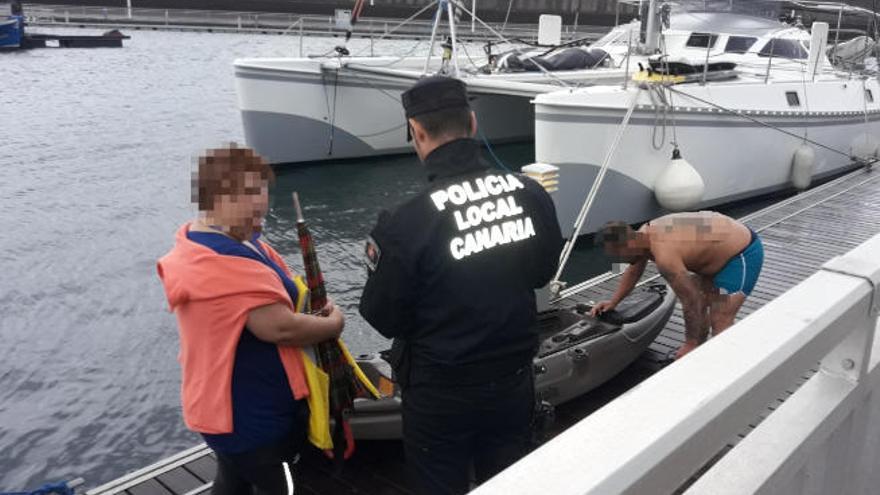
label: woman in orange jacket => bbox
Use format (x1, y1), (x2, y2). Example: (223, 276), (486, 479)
(157, 144), (343, 495)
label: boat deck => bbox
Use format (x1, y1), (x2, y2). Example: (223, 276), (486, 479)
(86, 166), (880, 495)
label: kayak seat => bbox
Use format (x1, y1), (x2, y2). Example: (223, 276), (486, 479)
(599, 285), (665, 326)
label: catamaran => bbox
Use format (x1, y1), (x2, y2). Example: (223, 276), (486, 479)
(233, 0), (640, 164)
(527, 0), (880, 238)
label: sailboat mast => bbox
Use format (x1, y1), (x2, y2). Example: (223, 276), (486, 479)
(423, 2), (444, 75)
(644, 0), (659, 52)
(447, 0), (461, 77)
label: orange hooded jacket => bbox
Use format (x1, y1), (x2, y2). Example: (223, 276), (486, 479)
(156, 223), (310, 434)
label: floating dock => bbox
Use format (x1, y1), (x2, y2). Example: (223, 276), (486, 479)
(85, 165), (880, 495)
(20, 31), (129, 48)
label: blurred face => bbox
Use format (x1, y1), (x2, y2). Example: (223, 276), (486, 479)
(604, 240), (648, 264)
(211, 172), (269, 236)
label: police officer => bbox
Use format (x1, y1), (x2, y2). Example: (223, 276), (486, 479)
(359, 76), (563, 494)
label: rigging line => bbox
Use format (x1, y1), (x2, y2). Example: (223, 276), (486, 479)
(369, 2), (437, 44)
(650, 85), (667, 150)
(571, 42), (626, 91)
(354, 123), (407, 138)
(335, 66), (402, 103)
(659, 36), (679, 147)
(664, 85), (858, 160)
(349, 39), (425, 65)
(328, 67), (340, 155)
(667, 85), (679, 146)
(501, 0), (514, 34)
(458, 41), (483, 71)
(320, 69), (334, 141)
(800, 58), (810, 142)
(448, 0), (572, 87)
(476, 121), (512, 172)
(549, 89), (643, 294)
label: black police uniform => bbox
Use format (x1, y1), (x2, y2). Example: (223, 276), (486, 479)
(359, 74), (564, 495)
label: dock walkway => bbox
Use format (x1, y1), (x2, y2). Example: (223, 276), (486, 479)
(86, 166), (880, 495)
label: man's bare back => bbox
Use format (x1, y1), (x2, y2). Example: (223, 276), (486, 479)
(642, 212), (752, 277)
(593, 212), (763, 360)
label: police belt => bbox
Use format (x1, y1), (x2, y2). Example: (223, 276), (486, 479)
(407, 354), (533, 387)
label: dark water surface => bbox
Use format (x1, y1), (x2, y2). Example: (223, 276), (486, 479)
(0, 29), (613, 488)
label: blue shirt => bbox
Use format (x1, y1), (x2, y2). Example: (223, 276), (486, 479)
(186, 230), (306, 454)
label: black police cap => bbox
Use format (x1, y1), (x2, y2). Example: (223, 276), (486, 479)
(401, 76), (470, 119)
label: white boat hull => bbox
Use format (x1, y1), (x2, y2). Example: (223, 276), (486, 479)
(234, 57), (628, 164)
(534, 78), (880, 234)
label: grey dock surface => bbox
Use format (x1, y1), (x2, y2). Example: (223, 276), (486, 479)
(87, 166), (880, 495)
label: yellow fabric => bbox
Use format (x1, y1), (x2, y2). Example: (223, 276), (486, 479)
(632, 71), (686, 84)
(291, 275), (334, 450)
(291, 275), (382, 448)
(338, 339), (382, 399)
(301, 351), (333, 450)
(291, 276), (309, 313)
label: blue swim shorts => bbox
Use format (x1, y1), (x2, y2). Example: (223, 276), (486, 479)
(712, 229), (764, 296)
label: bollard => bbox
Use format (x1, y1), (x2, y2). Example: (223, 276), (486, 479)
(237, 15), (242, 31)
(165, 9), (169, 26)
(65, 10), (69, 23)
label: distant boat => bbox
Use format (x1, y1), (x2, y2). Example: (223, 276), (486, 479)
(0, 15), (23, 49)
(0, 13), (129, 50)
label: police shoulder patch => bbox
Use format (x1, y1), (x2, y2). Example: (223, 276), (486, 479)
(365, 235), (382, 272)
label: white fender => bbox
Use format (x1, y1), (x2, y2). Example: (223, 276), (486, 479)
(653, 148), (705, 211)
(791, 143), (816, 191)
(851, 132), (877, 160)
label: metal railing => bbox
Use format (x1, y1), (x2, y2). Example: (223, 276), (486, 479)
(473, 232), (880, 494)
(20, 3), (606, 43)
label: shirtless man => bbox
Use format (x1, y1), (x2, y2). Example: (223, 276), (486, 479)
(591, 212), (764, 359)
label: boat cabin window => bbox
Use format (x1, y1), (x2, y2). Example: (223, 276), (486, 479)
(786, 91), (800, 107)
(686, 33), (718, 49)
(867, 89), (874, 103)
(758, 39), (808, 60)
(724, 36), (757, 54)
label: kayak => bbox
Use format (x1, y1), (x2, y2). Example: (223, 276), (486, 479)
(350, 282), (676, 439)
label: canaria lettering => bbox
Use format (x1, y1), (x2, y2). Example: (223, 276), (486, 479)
(450, 217), (537, 260)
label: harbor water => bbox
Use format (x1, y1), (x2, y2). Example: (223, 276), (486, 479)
(0, 29), (611, 488)
(0, 24), (795, 489)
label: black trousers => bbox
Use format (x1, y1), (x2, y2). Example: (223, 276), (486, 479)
(211, 429), (306, 495)
(402, 365), (534, 495)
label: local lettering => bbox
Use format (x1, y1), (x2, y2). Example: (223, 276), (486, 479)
(431, 174), (538, 261)
(452, 196), (523, 231)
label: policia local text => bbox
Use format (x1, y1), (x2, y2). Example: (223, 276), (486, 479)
(430, 173), (537, 260)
